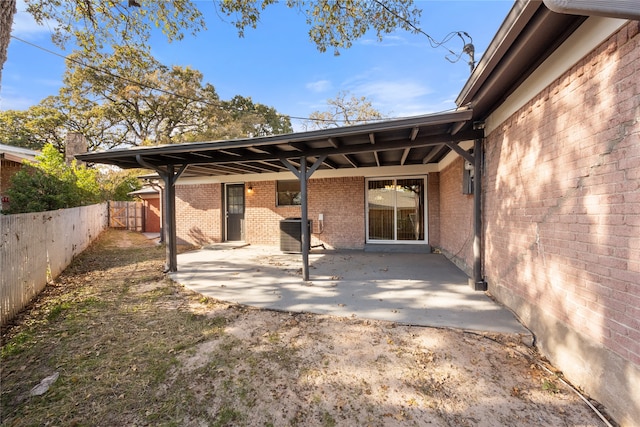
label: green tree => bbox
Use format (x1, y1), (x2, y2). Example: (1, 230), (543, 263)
(2, 0), (421, 147)
(41, 95), (131, 151)
(191, 95), (293, 141)
(98, 169), (143, 201)
(4, 144), (102, 214)
(305, 91), (387, 130)
(218, 0), (421, 55)
(2, 1), (421, 73)
(23, 0), (205, 56)
(59, 47), (292, 146)
(0, 103), (66, 151)
(224, 95), (293, 137)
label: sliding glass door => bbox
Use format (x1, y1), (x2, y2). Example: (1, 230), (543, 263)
(367, 177), (426, 243)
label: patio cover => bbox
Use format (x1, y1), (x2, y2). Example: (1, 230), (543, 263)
(76, 109), (484, 284)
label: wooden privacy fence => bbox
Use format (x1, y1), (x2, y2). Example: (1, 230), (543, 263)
(0, 203), (108, 326)
(109, 201), (144, 231)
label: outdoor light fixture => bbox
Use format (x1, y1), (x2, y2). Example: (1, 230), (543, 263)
(247, 186), (254, 194)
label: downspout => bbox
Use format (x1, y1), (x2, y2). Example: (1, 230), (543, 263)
(471, 137), (487, 291)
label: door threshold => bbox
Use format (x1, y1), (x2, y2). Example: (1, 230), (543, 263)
(364, 244), (431, 253)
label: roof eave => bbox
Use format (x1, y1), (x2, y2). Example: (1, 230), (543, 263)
(455, 0), (586, 122)
(456, 0), (541, 108)
(76, 109), (473, 164)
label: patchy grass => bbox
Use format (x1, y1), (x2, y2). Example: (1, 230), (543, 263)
(1, 230), (224, 425)
(1, 230), (609, 426)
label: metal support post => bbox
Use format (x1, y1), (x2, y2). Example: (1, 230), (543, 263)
(471, 138), (487, 291)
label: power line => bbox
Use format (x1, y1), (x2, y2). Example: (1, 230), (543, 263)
(373, 0), (475, 70)
(12, 35), (395, 124)
(10, 35), (328, 122)
(10, 17), (471, 125)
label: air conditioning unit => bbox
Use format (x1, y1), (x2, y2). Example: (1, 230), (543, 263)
(280, 218), (312, 253)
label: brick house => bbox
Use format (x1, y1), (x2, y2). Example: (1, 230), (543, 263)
(454, 2), (639, 425)
(128, 186), (162, 233)
(0, 143), (39, 212)
(78, 1), (639, 424)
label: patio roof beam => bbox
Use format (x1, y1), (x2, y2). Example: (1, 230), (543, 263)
(400, 148), (411, 166)
(190, 152), (215, 160)
(206, 163), (263, 175)
(251, 146), (280, 156)
(257, 160), (286, 171)
(422, 145), (445, 164)
(160, 130), (478, 167)
(219, 150), (243, 157)
(78, 128), (481, 170)
(228, 163), (274, 174)
(343, 154), (358, 168)
(245, 161), (282, 173)
(322, 158), (338, 169)
(162, 153), (191, 162)
(373, 151), (380, 167)
(186, 165), (231, 175)
(288, 142), (306, 152)
(443, 140), (474, 164)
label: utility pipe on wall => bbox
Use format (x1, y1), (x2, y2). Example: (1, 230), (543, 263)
(472, 137), (487, 291)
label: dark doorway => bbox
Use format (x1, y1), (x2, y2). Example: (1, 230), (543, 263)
(226, 184), (245, 241)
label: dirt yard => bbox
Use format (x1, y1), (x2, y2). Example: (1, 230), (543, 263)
(1, 230), (612, 426)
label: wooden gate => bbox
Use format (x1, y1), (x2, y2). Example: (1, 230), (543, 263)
(109, 201), (144, 231)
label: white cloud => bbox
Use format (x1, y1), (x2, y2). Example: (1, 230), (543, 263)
(356, 80), (432, 102)
(0, 94), (38, 111)
(11, 1), (55, 38)
(305, 79), (332, 93)
(391, 99), (456, 118)
(351, 79), (435, 115)
(357, 33), (434, 49)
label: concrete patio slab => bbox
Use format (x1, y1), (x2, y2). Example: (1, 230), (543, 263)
(170, 245), (531, 336)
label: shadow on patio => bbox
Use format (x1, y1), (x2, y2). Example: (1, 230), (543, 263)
(170, 245), (531, 336)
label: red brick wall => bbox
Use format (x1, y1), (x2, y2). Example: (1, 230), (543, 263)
(483, 21), (639, 424)
(174, 175), (441, 250)
(245, 177), (365, 249)
(438, 158), (474, 272)
(245, 180), (301, 246)
(0, 159), (19, 194)
(427, 173), (440, 248)
(175, 177), (366, 249)
(175, 183), (222, 245)
(143, 197), (161, 233)
(309, 177), (365, 249)
(1, 160), (27, 211)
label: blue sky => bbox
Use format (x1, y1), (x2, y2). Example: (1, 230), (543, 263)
(1, 1), (514, 129)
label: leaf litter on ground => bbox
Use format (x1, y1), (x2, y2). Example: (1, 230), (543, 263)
(1, 229), (612, 426)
